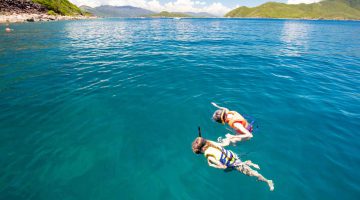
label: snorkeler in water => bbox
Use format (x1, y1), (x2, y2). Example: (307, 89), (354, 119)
(5, 20), (12, 33)
(192, 128), (274, 191)
(211, 102), (253, 143)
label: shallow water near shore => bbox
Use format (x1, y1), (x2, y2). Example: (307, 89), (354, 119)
(1, 18), (360, 199)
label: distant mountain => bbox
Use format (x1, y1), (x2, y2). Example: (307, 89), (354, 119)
(184, 12), (217, 18)
(79, 5), (103, 16)
(80, 5), (154, 17)
(149, 11), (192, 18)
(79, 5), (217, 18)
(225, 0), (360, 20)
(149, 11), (217, 18)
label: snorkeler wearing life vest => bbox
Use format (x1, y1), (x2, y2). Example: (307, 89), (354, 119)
(5, 21), (12, 33)
(192, 128), (274, 191)
(212, 102), (253, 143)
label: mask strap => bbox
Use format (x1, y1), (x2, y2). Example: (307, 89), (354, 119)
(220, 109), (226, 124)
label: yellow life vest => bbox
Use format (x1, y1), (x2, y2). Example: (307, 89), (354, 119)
(204, 143), (237, 167)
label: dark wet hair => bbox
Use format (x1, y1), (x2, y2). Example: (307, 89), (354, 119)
(192, 137), (207, 154)
(212, 109), (225, 123)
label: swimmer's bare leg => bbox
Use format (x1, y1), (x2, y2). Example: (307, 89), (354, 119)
(217, 137), (231, 146)
(225, 133), (252, 142)
(244, 160), (260, 169)
(218, 135), (242, 146)
(236, 165), (274, 191)
(225, 134), (243, 143)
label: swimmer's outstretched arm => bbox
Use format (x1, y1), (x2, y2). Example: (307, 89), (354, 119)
(218, 124), (253, 145)
(219, 130), (252, 145)
(211, 102), (229, 111)
(233, 123), (253, 138)
(207, 157), (227, 169)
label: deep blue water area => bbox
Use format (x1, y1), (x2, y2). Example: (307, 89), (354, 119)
(1, 18), (360, 199)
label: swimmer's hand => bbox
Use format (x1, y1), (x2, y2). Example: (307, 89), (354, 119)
(208, 162), (227, 169)
(216, 164), (227, 170)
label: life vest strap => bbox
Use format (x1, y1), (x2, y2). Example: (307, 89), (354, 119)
(205, 143), (237, 167)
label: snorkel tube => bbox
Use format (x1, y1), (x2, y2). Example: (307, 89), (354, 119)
(192, 126), (206, 154)
(197, 126), (206, 147)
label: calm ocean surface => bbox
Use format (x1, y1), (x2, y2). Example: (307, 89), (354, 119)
(0, 18), (359, 199)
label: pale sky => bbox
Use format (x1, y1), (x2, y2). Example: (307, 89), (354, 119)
(70, 0), (322, 16)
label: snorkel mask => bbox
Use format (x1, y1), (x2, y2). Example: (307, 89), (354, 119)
(211, 102), (229, 124)
(213, 109), (227, 124)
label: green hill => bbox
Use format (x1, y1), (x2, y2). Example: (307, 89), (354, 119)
(32, 0), (84, 15)
(149, 11), (192, 18)
(225, 0), (360, 20)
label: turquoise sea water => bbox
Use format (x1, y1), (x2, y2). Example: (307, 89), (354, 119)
(0, 18), (359, 199)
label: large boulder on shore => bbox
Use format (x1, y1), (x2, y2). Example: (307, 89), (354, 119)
(0, 0), (47, 14)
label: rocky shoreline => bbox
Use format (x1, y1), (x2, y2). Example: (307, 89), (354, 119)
(0, 0), (96, 24)
(0, 13), (96, 24)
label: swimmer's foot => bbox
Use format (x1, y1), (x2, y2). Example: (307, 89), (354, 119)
(268, 180), (274, 191)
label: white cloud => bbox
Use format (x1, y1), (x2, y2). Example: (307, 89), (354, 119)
(287, 0), (321, 4)
(70, 0), (232, 16)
